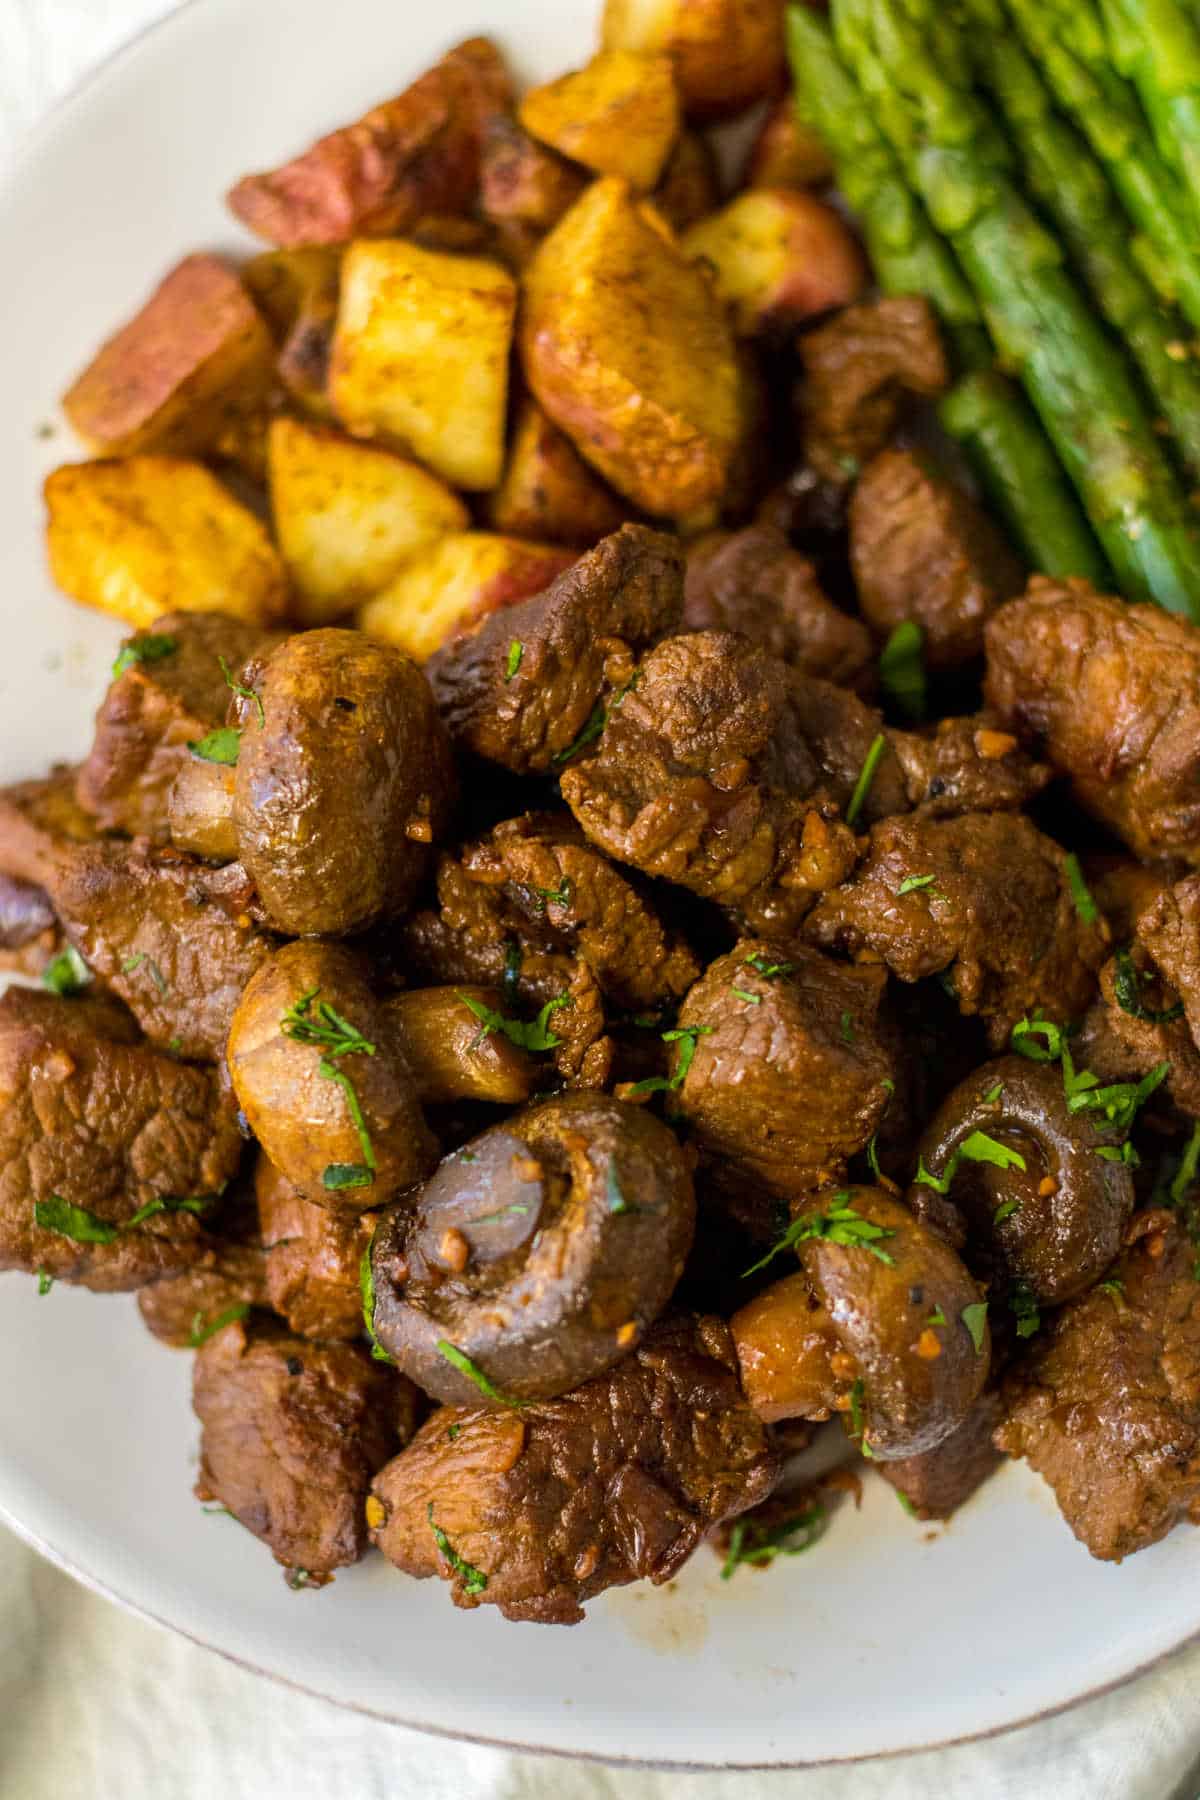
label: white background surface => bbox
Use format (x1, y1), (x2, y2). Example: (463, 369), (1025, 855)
(5, 3), (1200, 1796)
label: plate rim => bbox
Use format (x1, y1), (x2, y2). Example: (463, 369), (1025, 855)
(2, 0), (1197, 1769)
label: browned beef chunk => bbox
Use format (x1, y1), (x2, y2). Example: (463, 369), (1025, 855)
(888, 717), (1051, 819)
(560, 633), (858, 938)
(683, 525), (873, 689)
(798, 297), (949, 486)
(77, 613), (281, 840)
(850, 450), (1023, 669)
(193, 1316), (412, 1582)
(1091, 858), (1182, 942)
(137, 1249), (270, 1347)
(402, 853), (613, 1089)
(427, 525), (683, 773)
(1073, 949), (1200, 1121)
(985, 578), (1200, 864)
(877, 1390), (1004, 1521)
(0, 767), (103, 889)
(48, 841), (274, 1062)
(0, 988), (243, 1291)
(369, 1314), (778, 1624)
(805, 812), (1106, 1041)
(997, 1212), (1200, 1560)
(1133, 874), (1200, 1057)
(257, 1155), (375, 1342)
(673, 940), (897, 1198)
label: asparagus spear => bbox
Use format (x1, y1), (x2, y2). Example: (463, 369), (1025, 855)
(784, 5), (1107, 584)
(1097, 0), (1200, 227)
(1003, 0), (1200, 333)
(830, 0), (1200, 619)
(954, 0), (1200, 478)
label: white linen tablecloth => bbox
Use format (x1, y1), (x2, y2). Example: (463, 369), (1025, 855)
(5, 6), (1200, 1796)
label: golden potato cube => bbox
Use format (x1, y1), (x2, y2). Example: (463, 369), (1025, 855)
(45, 457), (289, 630)
(243, 248), (342, 420)
(357, 531), (574, 662)
(600, 0), (785, 120)
(268, 416), (469, 623)
(682, 191), (868, 338)
(520, 177), (740, 519)
(329, 239), (517, 491)
(61, 253), (275, 457)
(519, 50), (680, 191)
(489, 400), (626, 547)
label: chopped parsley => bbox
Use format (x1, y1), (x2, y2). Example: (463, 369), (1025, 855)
(323, 1163), (374, 1191)
(731, 986), (761, 1005)
(281, 988), (378, 1180)
(1062, 1053), (1169, 1135)
(720, 1502), (826, 1579)
(1063, 853), (1099, 926)
(848, 1377), (874, 1457)
(457, 991), (570, 1054)
(960, 1302), (988, 1354)
(743, 955), (794, 980)
(993, 1198), (1021, 1223)
(552, 671), (640, 767)
(1010, 1016), (1064, 1062)
(435, 1340), (527, 1409)
(187, 725), (242, 766)
(41, 945), (91, 997)
(1113, 949), (1184, 1024)
(629, 1023), (713, 1097)
(359, 1232), (394, 1365)
(1170, 1123), (1200, 1207)
(926, 1307), (947, 1326)
(745, 1196), (896, 1278)
(983, 1083), (1004, 1104)
(428, 1504), (487, 1595)
(36, 1270), (53, 1297)
(1096, 1279), (1127, 1312)
(188, 1302), (250, 1347)
(284, 1568), (312, 1591)
(879, 621), (926, 723)
(504, 639), (523, 682)
(840, 1010), (856, 1044)
(845, 733), (888, 828)
(536, 878), (572, 911)
(895, 1489), (919, 1518)
(121, 951), (168, 995)
(112, 632), (178, 679)
(915, 1130), (1027, 1194)
(607, 1164), (631, 1216)
(896, 873), (937, 897)
(219, 655), (265, 728)
(1010, 1284), (1041, 1338)
(34, 1190), (218, 1245)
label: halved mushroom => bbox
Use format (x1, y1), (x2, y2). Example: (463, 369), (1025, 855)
(908, 1055), (1137, 1305)
(730, 1188), (989, 1459)
(368, 1093), (696, 1404)
(170, 628), (457, 937)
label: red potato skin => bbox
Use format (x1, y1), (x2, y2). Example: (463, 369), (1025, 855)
(227, 39), (512, 247)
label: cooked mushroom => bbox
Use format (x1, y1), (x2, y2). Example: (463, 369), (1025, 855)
(909, 1055), (1137, 1305)
(170, 628), (457, 937)
(730, 1187), (989, 1459)
(367, 1093), (696, 1404)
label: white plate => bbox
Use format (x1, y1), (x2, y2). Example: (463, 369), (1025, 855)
(1, 0), (1197, 1769)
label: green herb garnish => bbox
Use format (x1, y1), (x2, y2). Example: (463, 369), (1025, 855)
(34, 1190), (217, 1245)
(1010, 1284), (1041, 1339)
(743, 955), (794, 980)
(505, 639), (523, 682)
(1170, 1124), (1200, 1206)
(848, 1377), (874, 1458)
(896, 874), (937, 897)
(121, 951), (168, 995)
(845, 733), (887, 828)
(960, 1302), (988, 1354)
(745, 1196), (896, 1278)
(187, 726), (242, 766)
(731, 987), (761, 1005)
(536, 878), (572, 911)
(879, 621), (926, 723)
(112, 632), (178, 679)
(41, 945), (91, 997)
(359, 1230), (394, 1365)
(895, 1489), (918, 1518)
(720, 1503), (826, 1580)
(188, 1302), (250, 1348)
(629, 1023), (713, 1096)
(926, 1307), (947, 1326)
(983, 1083), (1004, 1104)
(1063, 853), (1099, 926)
(220, 655), (265, 728)
(1010, 1016), (1064, 1062)
(840, 1010), (855, 1044)
(435, 1340), (527, 1408)
(323, 1163), (374, 1191)
(1096, 1279), (1127, 1312)
(994, 1198), (1021, 1223)
(36, 1270), (53, 1296)
(552, 672), (640, 767)
(458, 991), (570, 1054)
(915, 1130), (1027, 1194)
(428, 1503), (488, 1595)
(1113, 949), (1184, 1024)
(281, 988), (378, 1179)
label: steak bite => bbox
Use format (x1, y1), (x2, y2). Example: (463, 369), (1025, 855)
(257, 1155), (376, 1342)
(77, 612), (281, 840)
(0, 988), (243, 1291)
(48, 840), (275, 1063)
(368, 1313), (778, 1623)
(876, 1390), (1004, 1521)
(0, 767), (102, 890)
(193, 1316), (413, 1583)
(683, 525), (874, 689)
(798, 296), (950, 486)
(672, 940), (898, 1199)
(1133, 873), (1200, 1055)
(1073, 948), (1200, 1123)
(427, 524), (683, 773)
(805, 812), (1107, 1042)
(849, 449), (1023, 669)
(137, 1201), (270, 1349)
(368, 1094), (696, 1404)
(888, 717), (1051, 820)
(984, 577), (1200, 865)
(997, 1211), (1200, 1560)
(560, 632), (858, 938)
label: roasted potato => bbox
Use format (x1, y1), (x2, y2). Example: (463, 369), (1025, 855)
(600, 0), (785, 120)
(521, 177), (740, 519)
(226, 37), (512, 246)
(357, 531), (575, 663)
(44, 458), (289, 630)
(243, 248), (342, 419)
(268, 417), (468, 623)
(744, 95), (836, 190)
(479, 117), (588, 235)
(488, 400), (627, 547)
(682, 190), (868, 337)
(519, 50), (680, 191)
(652, 129), (720, 234)
(61, 254), (275, 458)
(329, 239), (516, 492)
